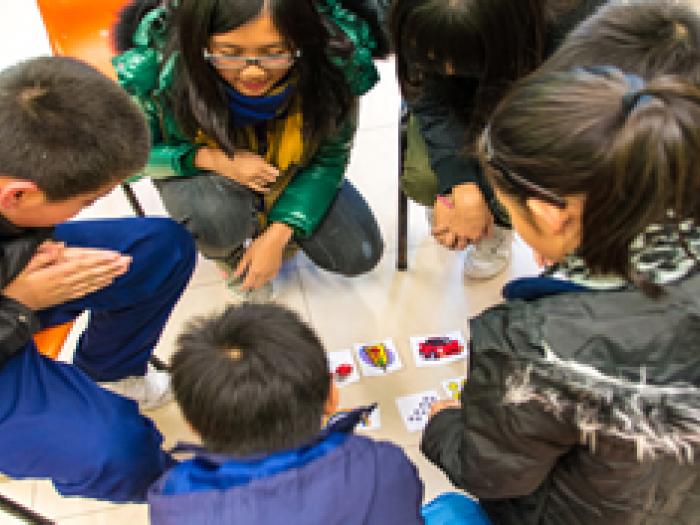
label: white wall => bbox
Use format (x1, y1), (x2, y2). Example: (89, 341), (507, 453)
(0, 1), (51, 70)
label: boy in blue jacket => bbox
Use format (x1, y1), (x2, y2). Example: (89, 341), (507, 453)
(0, 56), (196, 502)
(149, 302), (425, 524)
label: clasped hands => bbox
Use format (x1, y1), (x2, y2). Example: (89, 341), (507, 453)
(431, 182), (493, 250)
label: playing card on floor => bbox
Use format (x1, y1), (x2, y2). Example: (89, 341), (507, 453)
(354, 339), (402, 376)
(410, 330), (468, 367)
(442, 376), (466, 401)
(327, 349), (360, 387)
(395, 390), (440, 432)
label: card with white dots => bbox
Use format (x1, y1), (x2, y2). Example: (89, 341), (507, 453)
(395, 390), (440, 432)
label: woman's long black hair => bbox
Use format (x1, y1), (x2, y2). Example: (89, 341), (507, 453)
(169, 0), (358, 155)
(115, 0), (360, 155)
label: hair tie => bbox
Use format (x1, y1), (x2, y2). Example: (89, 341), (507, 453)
(621, 73), (654, 115)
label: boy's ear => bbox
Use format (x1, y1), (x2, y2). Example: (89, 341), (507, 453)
(525, 197), (570, 234)
(323, 380), (340, 417)
(0, 180), (41, 210)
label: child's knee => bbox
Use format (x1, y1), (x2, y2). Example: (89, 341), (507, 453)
(139, 217), (197, 276)
(55, 413), (169, 502)
(338, 237), (384, 276)
(143, 218), (196, 258)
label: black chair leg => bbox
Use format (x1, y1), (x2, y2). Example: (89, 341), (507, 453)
(397, 188), (408, 271)
(0, 493), (54, 524)
(397, 107), (409, 271)
(121, 182), (145, 217)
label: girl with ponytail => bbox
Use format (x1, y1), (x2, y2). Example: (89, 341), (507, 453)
(422, 68), (700, 524)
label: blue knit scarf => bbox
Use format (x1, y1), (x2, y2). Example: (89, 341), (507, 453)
(225, 82), (296, 128)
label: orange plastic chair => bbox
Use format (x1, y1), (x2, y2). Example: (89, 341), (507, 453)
(35, 0), (146, 215)
(33, 321), (75, 360)
(35, 0), (128, 80)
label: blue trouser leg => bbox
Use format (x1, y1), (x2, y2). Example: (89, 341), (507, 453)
(0, 217), (195, 501)
(39, 217), (197, 381)
(0, 346), (174, 502)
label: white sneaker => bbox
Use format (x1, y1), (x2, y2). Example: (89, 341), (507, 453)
(100, 364), (173, 411)
(463, 226), (512, 280)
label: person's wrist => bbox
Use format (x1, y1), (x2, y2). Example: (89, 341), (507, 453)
(452, 182), (481, 199)
(195, 146), (230, 173)
(2, 287), (35, 311)
(194, 146), (215, 171)
(267, 222), (294, 243)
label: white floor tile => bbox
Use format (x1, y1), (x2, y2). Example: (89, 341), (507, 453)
(55, 504), (148, 525)
(0, 478), (35, 510)
(358, 57), (400, 131)
(33, 480), (116, 520)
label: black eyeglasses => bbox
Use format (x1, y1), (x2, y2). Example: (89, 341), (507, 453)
(482, 126), (567, 209)
(203, 49), (301, 71)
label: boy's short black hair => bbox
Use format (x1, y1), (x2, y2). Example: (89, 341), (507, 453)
(542, 0), (700, 83)
(172, 303), (331, 455)
(0, 56), (150, 200)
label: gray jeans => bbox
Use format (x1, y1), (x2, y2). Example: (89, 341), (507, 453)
(154, 174), (383, 276)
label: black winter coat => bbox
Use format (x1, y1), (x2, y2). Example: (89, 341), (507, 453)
(421, 272), (700, 524)
(0, 215), (51, 364)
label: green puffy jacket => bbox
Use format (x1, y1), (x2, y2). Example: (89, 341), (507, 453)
(113, 2), (379, 237)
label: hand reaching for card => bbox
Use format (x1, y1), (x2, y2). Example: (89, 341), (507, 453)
(234, 223), (293, 290)
(2, 241), (131, 310)
(432, 183), (493, 250)
(429, 399), (460, 419)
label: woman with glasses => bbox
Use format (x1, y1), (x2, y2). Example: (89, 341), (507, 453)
(113, 0), (387, 299)
(422, 67), (700, 523)
(389, 0), (602, 279)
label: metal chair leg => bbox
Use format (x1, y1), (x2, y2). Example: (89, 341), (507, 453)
(0, 492), (54, 524)
(397, 107), (409, 271)
(121, 182), (146, 217)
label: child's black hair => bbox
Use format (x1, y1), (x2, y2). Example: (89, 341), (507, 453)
(0, 56), (150, 200)
(172, 302), (331, 455)
(541, 0), (700, 83)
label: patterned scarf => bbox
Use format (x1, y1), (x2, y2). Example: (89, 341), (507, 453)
(552, 219), (700, 289)
(195, 80), (306, 219)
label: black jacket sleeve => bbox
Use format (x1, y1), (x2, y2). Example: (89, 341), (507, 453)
(407, 75), (487, 196)
(421, 346), (578, 500)
(0, 227), (51, 364)
(0, 294), (39, 365)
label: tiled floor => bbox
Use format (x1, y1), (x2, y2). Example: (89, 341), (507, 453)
(0, 2), (539, 523)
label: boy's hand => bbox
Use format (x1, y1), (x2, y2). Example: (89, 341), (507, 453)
(2, 243), (131, 310)
(197, 147), (279, 193)
(234, 223), (293, 290)
(432, 183), (492, 250)
(428, 399), (460, 419)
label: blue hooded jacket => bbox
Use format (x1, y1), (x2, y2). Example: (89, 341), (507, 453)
(148, 407), (425, 524)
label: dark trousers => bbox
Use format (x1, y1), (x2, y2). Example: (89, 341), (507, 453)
(154, 175), (384, 275)
(0, 217), (196, 502)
